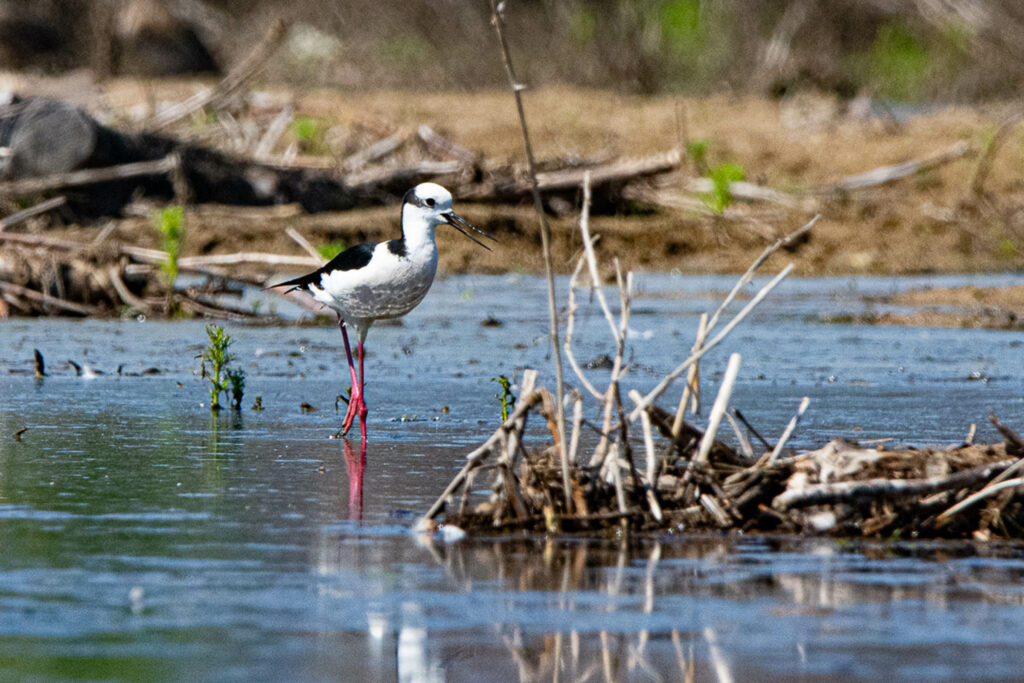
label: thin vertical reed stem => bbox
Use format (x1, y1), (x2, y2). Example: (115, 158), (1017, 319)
(489, 0), (570, 512)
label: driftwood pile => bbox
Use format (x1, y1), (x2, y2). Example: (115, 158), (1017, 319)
(417, 181), (1024, 541)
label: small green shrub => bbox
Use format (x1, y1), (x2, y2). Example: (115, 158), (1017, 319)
(701, 162), (745, 215)
(200, 324), (245, 411)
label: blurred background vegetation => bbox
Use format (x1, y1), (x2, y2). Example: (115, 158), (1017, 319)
(2, 0), (1023, 102)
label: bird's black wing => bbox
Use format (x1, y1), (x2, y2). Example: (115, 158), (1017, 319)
(268, 242), (377, 291)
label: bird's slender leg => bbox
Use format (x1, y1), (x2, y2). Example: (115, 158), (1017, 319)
(356, 338), (369, 440)
(338, 317), (362, 436)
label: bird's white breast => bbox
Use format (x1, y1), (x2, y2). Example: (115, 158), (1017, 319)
(309, 241), (438, 324)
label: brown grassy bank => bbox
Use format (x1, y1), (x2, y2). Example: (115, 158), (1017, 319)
(89, 84), (1024, 277)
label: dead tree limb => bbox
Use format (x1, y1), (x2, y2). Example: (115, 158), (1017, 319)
(820, 141), (972, 194)
(0, 196), (66, 231)
(0, 157), (177, 197)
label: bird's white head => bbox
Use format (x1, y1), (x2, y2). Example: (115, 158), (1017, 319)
(401, 183), (496, 250)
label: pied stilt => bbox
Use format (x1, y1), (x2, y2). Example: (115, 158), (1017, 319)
(270, 182), (495, 441)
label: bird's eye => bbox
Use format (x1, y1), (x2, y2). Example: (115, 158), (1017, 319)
(425, 198), (436, 207)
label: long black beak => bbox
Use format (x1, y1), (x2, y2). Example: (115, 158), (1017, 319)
(442, 212), (497, 251)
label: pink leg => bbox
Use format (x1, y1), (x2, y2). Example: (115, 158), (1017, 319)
(339, 318), (361, 436)
(339, 319), (368, 440)
(356, 339), (368, 439)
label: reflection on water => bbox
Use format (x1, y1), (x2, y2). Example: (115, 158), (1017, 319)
(2, 274), (1024, 680)
(309, 533), (1024, 681)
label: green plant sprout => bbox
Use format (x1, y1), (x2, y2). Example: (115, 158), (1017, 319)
(701, 162), (745, 215)
(200, 324), (245, 411)
(492, 375), (515, 422)
(317, 241), (347, 260)
(291, 117), (321, 143)
(153, 206), (185, 287)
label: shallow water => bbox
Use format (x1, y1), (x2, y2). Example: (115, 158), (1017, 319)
(2, 273), (1024, 681)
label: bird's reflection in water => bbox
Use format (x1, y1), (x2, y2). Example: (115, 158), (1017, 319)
(341, 438), (366, 520)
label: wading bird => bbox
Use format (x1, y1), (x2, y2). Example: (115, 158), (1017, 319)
(270, 183), (495, 441)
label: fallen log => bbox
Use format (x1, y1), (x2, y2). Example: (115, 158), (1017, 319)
(819, 140), (972, 194)
(772, 457), (1016, 511)
(0, 157), (178, 197)
(0, 279), (102, 316)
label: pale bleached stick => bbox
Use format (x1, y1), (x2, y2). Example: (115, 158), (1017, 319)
(695, 353), (742, 466)
(672, 312), (708, 436)
(772, 458), (1015, 511)
(178, 253), (321, 268)
(106, 265), (152, 315)
(567, 391), (584, 464)
(936, 477), (1024, 523)
(254, 104), (294, 159)
(0, 156), (177, 197)
(705, 216), (818, 334)
(724, 410), (755, 459)
(502, 370), (537, 467)
(630, 264), (792, 422)
(825, 140), (971, 193)
(564, 254), (604, 401)
(285, 227), (326, 263)
(609, 443), (629, 516)
(765, 396), (810, 465)
(578, 173), (619, 339)
(629, 389), (664, 523)
(592, 259), (633, 467)
(490, 0), (569, 511)
(578, 173), (633, 466)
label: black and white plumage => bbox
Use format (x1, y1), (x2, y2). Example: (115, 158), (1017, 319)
(271, 182), (495, 440)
